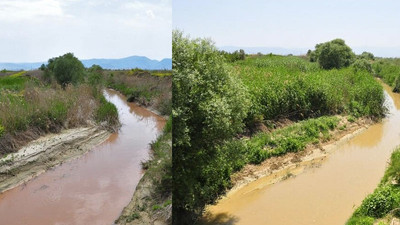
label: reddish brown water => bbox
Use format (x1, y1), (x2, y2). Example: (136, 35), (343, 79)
(0, 89), (165, 225)
(205, 82), (400, 225)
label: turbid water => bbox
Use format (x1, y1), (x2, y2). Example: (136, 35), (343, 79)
(204, 82), (400, 225)
(0, 89), (165, 225)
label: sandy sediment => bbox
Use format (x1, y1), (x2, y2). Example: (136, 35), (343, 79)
(0, 126), (110, 194)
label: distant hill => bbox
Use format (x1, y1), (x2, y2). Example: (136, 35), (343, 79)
(0, 56), (172, 71)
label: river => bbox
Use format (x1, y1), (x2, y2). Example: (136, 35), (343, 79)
(204, 82), (400, 225)
(0, 89), (165, 224)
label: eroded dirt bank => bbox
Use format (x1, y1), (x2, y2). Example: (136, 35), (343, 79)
(0, 127), (110, 194)
(0, 89), (165, 225)
(117, 171), (172, 225)
(203, 82), (400, 225)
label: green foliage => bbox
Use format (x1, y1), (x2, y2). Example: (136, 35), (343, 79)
(235, 55), (384, 124)
(348, 148), (400, 224)
(95, 95), (119, 126)
(352, 59), (373, 73)
(382, 149), (400, 185)
(311, 39), (355, 69)
(0, 73), (30, 91)
(359, 52), (375, 60)
(172, 30), (250, 224)
(0, 124), (4, 137)
(355, 185), (396, 218)
(372, 59), (400, 92)
(125, 213), (140, 222)
(346, 216), (375, 225)
(246, 116), (339, 164)
(220, 49), (246, 62)
(44, 53), (86, 86)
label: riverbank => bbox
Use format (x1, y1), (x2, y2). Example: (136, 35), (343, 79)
(202, 116), (372, 222)
(117, 117), (172, 225)
(0, 126), (110, 194)
(228, 116), (373, 194)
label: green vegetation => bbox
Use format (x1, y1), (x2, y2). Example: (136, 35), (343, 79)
(0, 55), (120, 156)
(235, 55), (384, 125)
(42, 53), (86, 86)
(173, 31), (250, 224)
(220, 49), (246, 62)
(245, 116), (339, 163)
(173, 31), (386, 224)
(0, 71), (32, 91)
(359, 51), (375, 60)
(309, 38), (355, 69)
(105, 69), (171, 115)
(372, 59), (400, 92)
(347, 148), (400, 225)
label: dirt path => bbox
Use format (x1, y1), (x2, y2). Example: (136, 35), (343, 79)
(0, 127), (110, 193)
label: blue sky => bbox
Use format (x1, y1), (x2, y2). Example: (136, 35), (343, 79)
(0, 0), (171, 62)
(173, 0), (400, 57)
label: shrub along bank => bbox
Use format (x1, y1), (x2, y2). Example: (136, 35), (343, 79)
(347, 147), (400, 225)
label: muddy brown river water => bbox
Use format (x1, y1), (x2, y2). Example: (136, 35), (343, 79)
(204, 82), (400, 225)
(0, 89), (165, 225)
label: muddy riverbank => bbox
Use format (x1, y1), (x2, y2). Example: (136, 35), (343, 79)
(203, 82), (400, 225)
(0, 127), (110, 194)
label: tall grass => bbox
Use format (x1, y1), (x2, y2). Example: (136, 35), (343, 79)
(234, 55), (385, 124)
(0, 76), (118, 155)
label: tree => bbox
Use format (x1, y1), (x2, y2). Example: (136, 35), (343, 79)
(352, 59), (372, 73)
(172, 30), (250, 224)
(312, 39), (355, 69)
(45, 53), (85, 86)
(360, 51), (375, 60)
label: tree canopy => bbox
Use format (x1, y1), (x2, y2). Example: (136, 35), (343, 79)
(310, 39), (355, 69)
(172, 30), (250, 224)
(45, 53), (85, 86)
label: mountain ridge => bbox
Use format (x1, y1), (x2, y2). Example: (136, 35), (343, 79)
(0, 56), (172, 71)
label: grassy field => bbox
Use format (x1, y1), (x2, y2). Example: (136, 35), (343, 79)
(347, 147), (400, 225)
(0, 71), (119, 156)
(234, 55), (385, 127)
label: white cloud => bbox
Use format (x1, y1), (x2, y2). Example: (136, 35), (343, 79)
(146, 10), (155, 19)
(0, 0), (171, 62)
(0, 0), (64, 21)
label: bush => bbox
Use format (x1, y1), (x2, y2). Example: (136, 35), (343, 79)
(360, 52), (375, 60)
(95, 95), (119, 127)
(313, 39), (355, 69)
(355, 185), (396, 218)
(353, 59), (373, 73)
(172, 30), (250, 224)
(45, 53), (86, 86)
